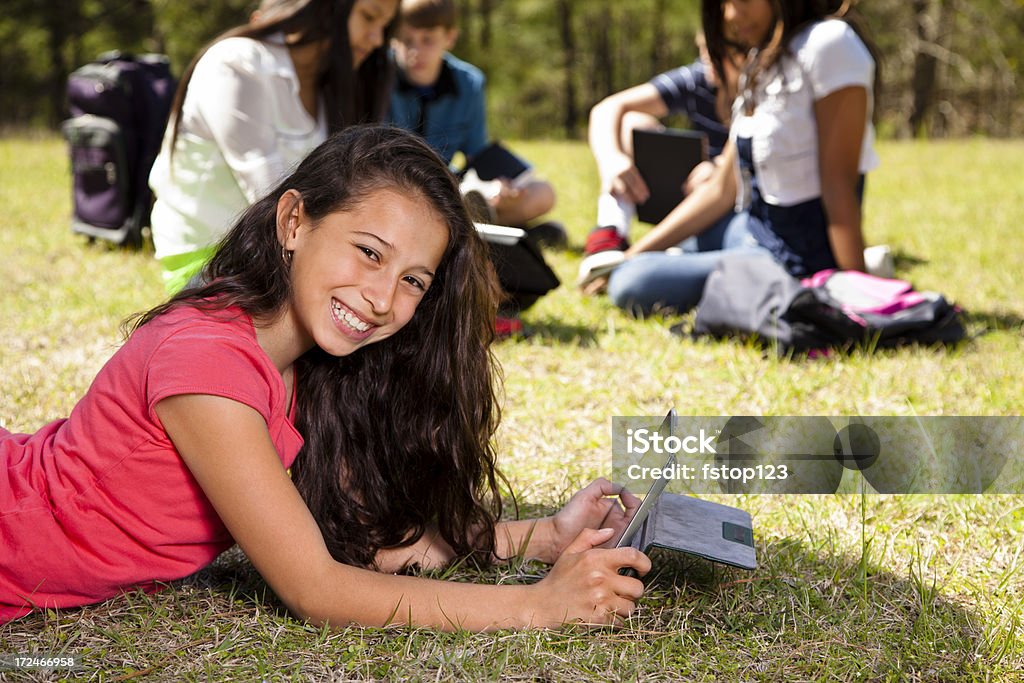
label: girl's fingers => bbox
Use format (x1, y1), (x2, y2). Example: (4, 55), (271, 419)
(563, 527), (617, 555)
(610, 546), (652, 578)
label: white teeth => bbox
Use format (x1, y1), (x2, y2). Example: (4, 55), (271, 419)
(332, 300), (370, 333)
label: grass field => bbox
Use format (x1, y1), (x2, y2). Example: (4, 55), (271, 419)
(1, 134), (1022, 681)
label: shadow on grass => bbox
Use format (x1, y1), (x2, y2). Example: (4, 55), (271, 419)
(4, 531), (1017, 679)
(891, 249), (1022, 334)
(893, 249), (929, 273)
(506, 319), (600, 346)
(961, 309), (1024, 335)
(633, 534), (1016, 679)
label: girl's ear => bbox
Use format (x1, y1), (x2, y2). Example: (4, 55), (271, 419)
(277, 189), (304, 250)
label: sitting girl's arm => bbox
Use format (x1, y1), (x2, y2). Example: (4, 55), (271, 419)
(816, 85), (869, 272)
(156, 394), (650, 630)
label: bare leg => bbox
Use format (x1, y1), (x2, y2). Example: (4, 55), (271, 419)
(493, 179), (556, 227)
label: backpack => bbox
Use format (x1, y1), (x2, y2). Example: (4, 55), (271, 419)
(61, 52), (176, 247)
(691, 252), (966, 354)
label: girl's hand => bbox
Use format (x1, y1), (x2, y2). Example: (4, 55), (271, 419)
(528, 527), (650, 627)
(548, 478), (642, 560)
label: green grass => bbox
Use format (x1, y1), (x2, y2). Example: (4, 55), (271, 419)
(1, 135), (1023, 681)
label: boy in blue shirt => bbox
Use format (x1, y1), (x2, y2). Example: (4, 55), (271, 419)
(387, 0), (562, 244)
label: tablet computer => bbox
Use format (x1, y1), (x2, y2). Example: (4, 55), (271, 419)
(463, 141), (533, 186)
(597, 409), (758, 572)
(600, 410), (678, 550)
(632, 128), (708, 224)
(612, 453), (675, 550)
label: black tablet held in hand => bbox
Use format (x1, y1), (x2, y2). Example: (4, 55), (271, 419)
(463, 141), (532, 185)
(633, 128), (708, 224)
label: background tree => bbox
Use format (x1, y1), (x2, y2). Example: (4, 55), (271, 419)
(1, 0), (1021, 139)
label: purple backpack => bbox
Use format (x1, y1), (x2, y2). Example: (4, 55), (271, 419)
(61, 52), (175, 247)
(692, 252), (966, 354)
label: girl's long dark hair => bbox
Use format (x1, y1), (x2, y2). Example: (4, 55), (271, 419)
(702, 0), (881, 119)
(127, 125), (506, 568)
(167, 0), (396, 155)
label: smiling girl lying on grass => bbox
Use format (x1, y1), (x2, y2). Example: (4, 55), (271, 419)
(1, 126), (649, 630)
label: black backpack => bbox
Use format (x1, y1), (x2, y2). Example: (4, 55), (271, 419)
(691, 252), (966, 354)
(61, 52), (176, 247)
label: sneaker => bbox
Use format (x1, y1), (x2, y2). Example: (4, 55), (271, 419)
(864, 244), (895, 279)
(578, 226), (629, 288)
(463, 189), (496, 224)
(583, 225), (629, 256)
(577, 249), (626, 287)
(526, 220), (569, 250)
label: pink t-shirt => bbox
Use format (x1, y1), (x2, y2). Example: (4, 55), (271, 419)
(0, 304), (304, 623)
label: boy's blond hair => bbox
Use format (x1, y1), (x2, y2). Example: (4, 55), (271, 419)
(399, 0), (457, 30)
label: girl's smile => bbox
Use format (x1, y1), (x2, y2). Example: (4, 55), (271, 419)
(331, 297), (375, 339)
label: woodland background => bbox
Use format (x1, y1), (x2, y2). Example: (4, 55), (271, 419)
(1, 0), (1022, 140)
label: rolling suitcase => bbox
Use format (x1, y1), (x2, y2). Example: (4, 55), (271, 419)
(61, 52), (175, 247)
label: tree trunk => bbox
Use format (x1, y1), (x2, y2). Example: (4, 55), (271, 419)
(650, 0), (667, 75)
(44, 4), (73, 127)
(908, 0), (953, 137)
(596, 4), (613, 98)
(479, 0), (493, 50)
(557, 0), (578, 138)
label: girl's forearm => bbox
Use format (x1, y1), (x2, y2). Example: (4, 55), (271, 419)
(828, 221), (866, 271)
(627, 142), (737, 255)
(627, 172), (734, 254)
(305, 562), (544, 632)
(373, 526), (457, 573)
(822, 185), (866, 271)
(373, 518), (560, 574)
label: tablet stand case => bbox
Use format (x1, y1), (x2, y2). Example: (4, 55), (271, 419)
(475, 224), (560, 311)
(629, 493), (757, 570)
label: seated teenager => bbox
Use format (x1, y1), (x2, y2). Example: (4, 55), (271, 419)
(594, 0), (881, 316)
(149, 0), (399, 293)
(385, 0), (565, 247)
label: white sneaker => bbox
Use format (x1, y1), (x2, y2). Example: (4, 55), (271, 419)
(864, 244), (895, 279)
(576, 249), (626, 287)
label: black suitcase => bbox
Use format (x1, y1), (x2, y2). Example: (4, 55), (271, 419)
(61, 52), (175, 247)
